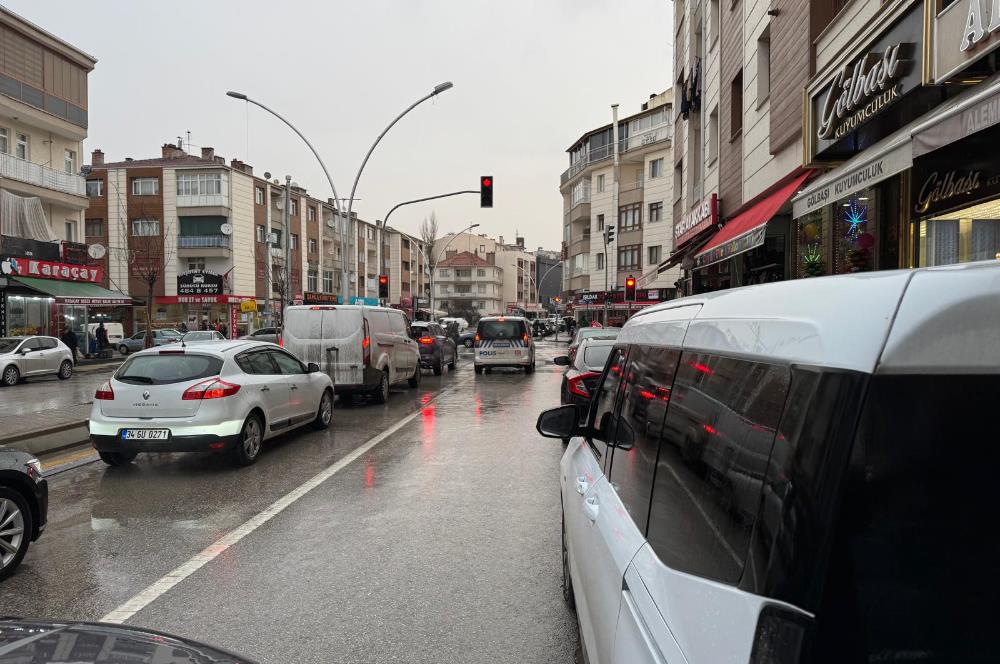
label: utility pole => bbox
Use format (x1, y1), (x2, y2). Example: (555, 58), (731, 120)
(608, 103), (620, 327)
(283, 175), (292, 315)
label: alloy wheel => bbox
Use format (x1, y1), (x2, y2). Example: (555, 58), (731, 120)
(0, 498), (25, 571)
(2, 367), (18, 386)
(243, 418), (262, 459)
(320, 392), (333, 425)
(60, 361), (73, 379)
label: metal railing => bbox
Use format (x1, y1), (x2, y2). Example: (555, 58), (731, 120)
(0, 152), (86, 197)
(177, 235), (231, 249)
(560, 121), (671, 184)
(176, 193), (229, 207)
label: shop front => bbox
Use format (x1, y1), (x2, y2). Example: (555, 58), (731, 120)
(148, 271), (256, 337)
(568, 288), (674, 327)
(662, 193), (719, 296)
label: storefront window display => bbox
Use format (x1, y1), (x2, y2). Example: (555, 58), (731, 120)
(795, 187), (887, 277)
(796, 207), (831, 278)
(6, 295), (53, 335)
(917, 200), (1000, 266)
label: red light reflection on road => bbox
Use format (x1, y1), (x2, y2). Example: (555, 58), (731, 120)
(422, 403), (436, 456)
(475, 395), (482, 420)
(365, 462), (375, 488)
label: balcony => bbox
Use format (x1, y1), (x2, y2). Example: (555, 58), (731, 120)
(176, 193), (229, 208)
(560, 121), (670, 185)
(0, 151), (86, 201)
(620, 175), (645, 205)
(177, 234), (231, 257)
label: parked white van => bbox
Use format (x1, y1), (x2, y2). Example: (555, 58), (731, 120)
(282, 305), (420, 403)
(537, 262), (1000, 664)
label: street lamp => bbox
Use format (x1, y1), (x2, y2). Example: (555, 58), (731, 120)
(428, 222), (480, 319)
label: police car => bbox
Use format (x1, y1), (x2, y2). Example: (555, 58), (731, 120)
(473, 316), (535, 374)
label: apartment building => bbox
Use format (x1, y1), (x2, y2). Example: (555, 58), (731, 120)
(0, 8), (109, 340)
(559, 90), (678, 312)
(434, 251), (503, 316)
(386, 230), (427, 311)
(433, 231), (538, 315)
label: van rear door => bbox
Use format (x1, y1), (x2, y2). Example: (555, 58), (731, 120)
(320, 308), (365, 386)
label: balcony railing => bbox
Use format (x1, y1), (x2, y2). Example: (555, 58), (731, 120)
(176, 193), (229, 207)
(178, 235), (231, 249)
(0, 151), (86, 197)
(560, 121), (671, 184)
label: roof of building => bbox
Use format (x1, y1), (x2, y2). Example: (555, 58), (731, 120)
(565, 89), (673, 152)
(92, 156), (223, 170)
(438, 251), (491, 268)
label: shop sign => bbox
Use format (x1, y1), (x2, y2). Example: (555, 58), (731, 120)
(157, 295), (255, 304)
(793, 141), (912, 217)
(349, 296), (379, 306)
(177, 271), (223, 296)
(62, 241), (88, 265)
(230, 304), (238, 340)
(240, 300), (258, 312)
(0, 236), (60, 261)
(303, 291), (341, 305)
(911, 127), (1000, 215)
(694, 225), (768, 269)
(809, 6), (924, 158)
(933, 0), (1000, 83)
(61, 297), (130, 305)
(573, 291), (609, 305)
(674, 193), (718, 247)
(0, 293), (5, 334)
(0, 257), (102, 282)
(913, 77), (1000, 156)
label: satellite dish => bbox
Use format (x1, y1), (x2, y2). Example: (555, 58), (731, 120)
(220, 223), (233, 236)
(88, 243), (107, 259)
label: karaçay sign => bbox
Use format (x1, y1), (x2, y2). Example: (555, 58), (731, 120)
(0, 257), (101, 282)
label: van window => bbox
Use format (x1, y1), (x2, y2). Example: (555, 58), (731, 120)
(588, 347), (629, 463)
(478, 320), (524, 340)
(809, 373), (1000, 663)
(367, 311), (391, 335)
(607, 346), (682, 530)
(284, 309), (323, 340)
(388, 312), (408, 335)
(646, 352), (790, 584)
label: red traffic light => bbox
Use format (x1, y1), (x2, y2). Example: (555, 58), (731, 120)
(625, 277), (635, 287)
(481, 177), (492, 187)
(378, 275), (388, 285)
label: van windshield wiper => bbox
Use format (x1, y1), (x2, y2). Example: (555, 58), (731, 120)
(116, 375), (154, 384)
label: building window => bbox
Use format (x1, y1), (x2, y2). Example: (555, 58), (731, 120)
(731, 70), (744, 139)
(477, 268), (486, 277)
(64, 150), (76, 174)
(64, 220), (77, 243)
(477, 283), (486, 293)
(131, 218), (160, 236)
(308, 238), (317, 254)
(597, 253), (605, 270)
(757, 24), (771, 107)
(187, 257), (206, 272)
(439, 268), (451, 278)
(708, 106), (719, 164)
(15, 132), (27, 160)
(479, 244), (486, 253)
(649, 201), (663, 223)
(308, 270), (318, 292)
(131, 177), (159, 196)
(0, 128), (7, 154)
(177, 172), (222, 196)
(323, 270), (334, 292)
(597, 213), (605, 231)
(597, 174), (606, 192)
(618, 244), (641, 270)
(256, 225), (266, 243)
(674, 160), (683, 202)
(308, 206), (316, 222)
(85, 219), (103, 237)
(86, 180), (103, 197)
(290, 199), (298, 216)
(477, 301), (486, 309)
(650, 158), (664, 179)
(456, 268), (471, 278)
(648, 245), (662, 265)
(619, 203), (641, 231)
(255, 186), (265, 205)
(290, 234), (299, 250)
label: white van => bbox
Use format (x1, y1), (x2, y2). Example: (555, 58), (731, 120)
(282, 305), (420, 403)
(438, 317), (469, 332)
(537, 262), (1000, 664)
(86, 322), (124, 346)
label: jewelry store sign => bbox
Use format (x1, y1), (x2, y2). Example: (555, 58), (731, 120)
(934, 0), (1000, 83)
(793, 141), (912, 218)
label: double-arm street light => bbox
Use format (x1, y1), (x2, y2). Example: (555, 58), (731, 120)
(226, 81), (453, 304)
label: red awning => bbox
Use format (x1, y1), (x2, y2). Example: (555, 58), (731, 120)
(694, 171), (813, 269)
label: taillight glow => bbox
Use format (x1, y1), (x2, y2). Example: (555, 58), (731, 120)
(567, 371), (600, 398)
(639, 389), (656, 400)
(703, 423), (718, 435)
(362, 337), (371, 349)
(418, 337), (434, 345)
(522, 334), (529, 343)
(691, 361), (713, 375)
(182, 377), (241, 400)
(95, 381), (114, 400)
(474, 333), (480, 343)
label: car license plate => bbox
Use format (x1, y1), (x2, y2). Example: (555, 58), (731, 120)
(121, 429), (170, 440)
(494, 342), (510, 348)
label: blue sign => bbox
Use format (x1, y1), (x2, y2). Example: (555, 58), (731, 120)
(349, 296), (380, 306)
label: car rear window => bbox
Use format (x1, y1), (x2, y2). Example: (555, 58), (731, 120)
(478, 320), (525, 339)
(116, 353), (223, 385)
(582, 344), (613, 369)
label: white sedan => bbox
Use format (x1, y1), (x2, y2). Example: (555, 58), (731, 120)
(88, 340), (334, 466)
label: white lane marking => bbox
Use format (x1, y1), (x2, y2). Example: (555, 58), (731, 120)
(100, 384), (462, 624)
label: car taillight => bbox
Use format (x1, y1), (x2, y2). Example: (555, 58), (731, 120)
(94, 380), (114, 400)
(522, 333), (530, 343)
(418, 337), (434, 345)
(748, 606), (812, 664)
(182, 377), (241, 400)
(474, 333), (480, 343)
(362, 319), (371, 366)
(567, 371), (600, 398)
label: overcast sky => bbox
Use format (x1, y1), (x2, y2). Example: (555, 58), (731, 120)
(11, 0), (671, 250)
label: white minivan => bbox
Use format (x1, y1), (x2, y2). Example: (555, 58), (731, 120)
(283, 305), (420, 403)
(537, 261), (1000, 664)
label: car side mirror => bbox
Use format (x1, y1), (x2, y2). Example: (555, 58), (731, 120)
(536, 405), (585, 439)
(552, 355), (570, 366)
(307, 362), (320, 373)
(19, 347), (31, 354)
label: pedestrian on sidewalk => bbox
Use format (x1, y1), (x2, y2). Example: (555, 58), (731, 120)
(95, 322), (108, 353)
(220, 322), (228, 338)
(61, 324), (78, 364)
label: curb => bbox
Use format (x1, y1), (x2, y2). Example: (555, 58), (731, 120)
(0, 419), (90, 454)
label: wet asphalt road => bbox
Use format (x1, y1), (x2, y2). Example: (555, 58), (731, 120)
(0, 341), (577, 664)
(0, 366), (115, 419)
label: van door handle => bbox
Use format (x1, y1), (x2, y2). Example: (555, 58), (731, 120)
(576, 475), (588, 494)
(260, 386), (270, 392)
(584, 495), (599, 522)
(290, 385), (299, 390)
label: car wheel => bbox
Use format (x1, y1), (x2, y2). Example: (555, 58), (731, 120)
(464, 339), (473, 348)
(57, 360), (73, 380)
(233, 414), (263, 466)
(407, 365), (420, 388)
(562, 511), (576, 610)
(1, 365), (19, 387)
(433, 356), (443, 376)
(119, 345), (129, 355)
(525, 360), (535, 375)
(99, 451), (138, 466)
(373, 370), (390, 404)
(0, 488), (32, 580)
(475, 364), (484, 375)
(311, 389), (333, 430)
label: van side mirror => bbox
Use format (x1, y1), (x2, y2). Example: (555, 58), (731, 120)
(307, 362), (320, 373)
(536, 405), (585, 439)
(552, 355), (570, 366)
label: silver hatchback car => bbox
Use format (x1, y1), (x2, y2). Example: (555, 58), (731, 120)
(88, 340), (334, 466)
(0, 336), (74, 386)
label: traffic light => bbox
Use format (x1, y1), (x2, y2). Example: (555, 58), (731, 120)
(553, 296), (561, 303)
(480, 175), (493, 208)
(605, 225), (616, 244)
(378, 274), (389, 299)
(625, 275), (636, 301)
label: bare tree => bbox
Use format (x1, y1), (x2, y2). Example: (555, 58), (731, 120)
(126, 215), (176, 349)
(419, 211), (439, 288)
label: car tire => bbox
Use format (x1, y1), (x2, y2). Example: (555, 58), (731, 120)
(408, 366), (420, 388)
(464, 339), (474, 348)
(433, 356), (443, 376)
(311, 389), (333, 430)
(373, 370), (390, 404)
(562, 511), (576, 610)
(525, 360), (535, 375)
(233, 414), (264, 466)
(118, 345), (129, 355)
(57, 360), (73, 380)
(475, 364), (484, 375)
(0, 487), (33, 581)
(98, 451), (137, 466)
(1, 365), (19, 387)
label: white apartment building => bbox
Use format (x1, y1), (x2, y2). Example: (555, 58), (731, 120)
(433, 231), (538, 313)
(433, 251), (503, 316)
(559, 91), (679, 303)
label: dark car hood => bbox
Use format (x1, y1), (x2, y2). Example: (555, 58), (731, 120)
(0, 619), (254, 663)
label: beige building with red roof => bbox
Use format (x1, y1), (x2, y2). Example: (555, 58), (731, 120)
(434, 250), (503, 316)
